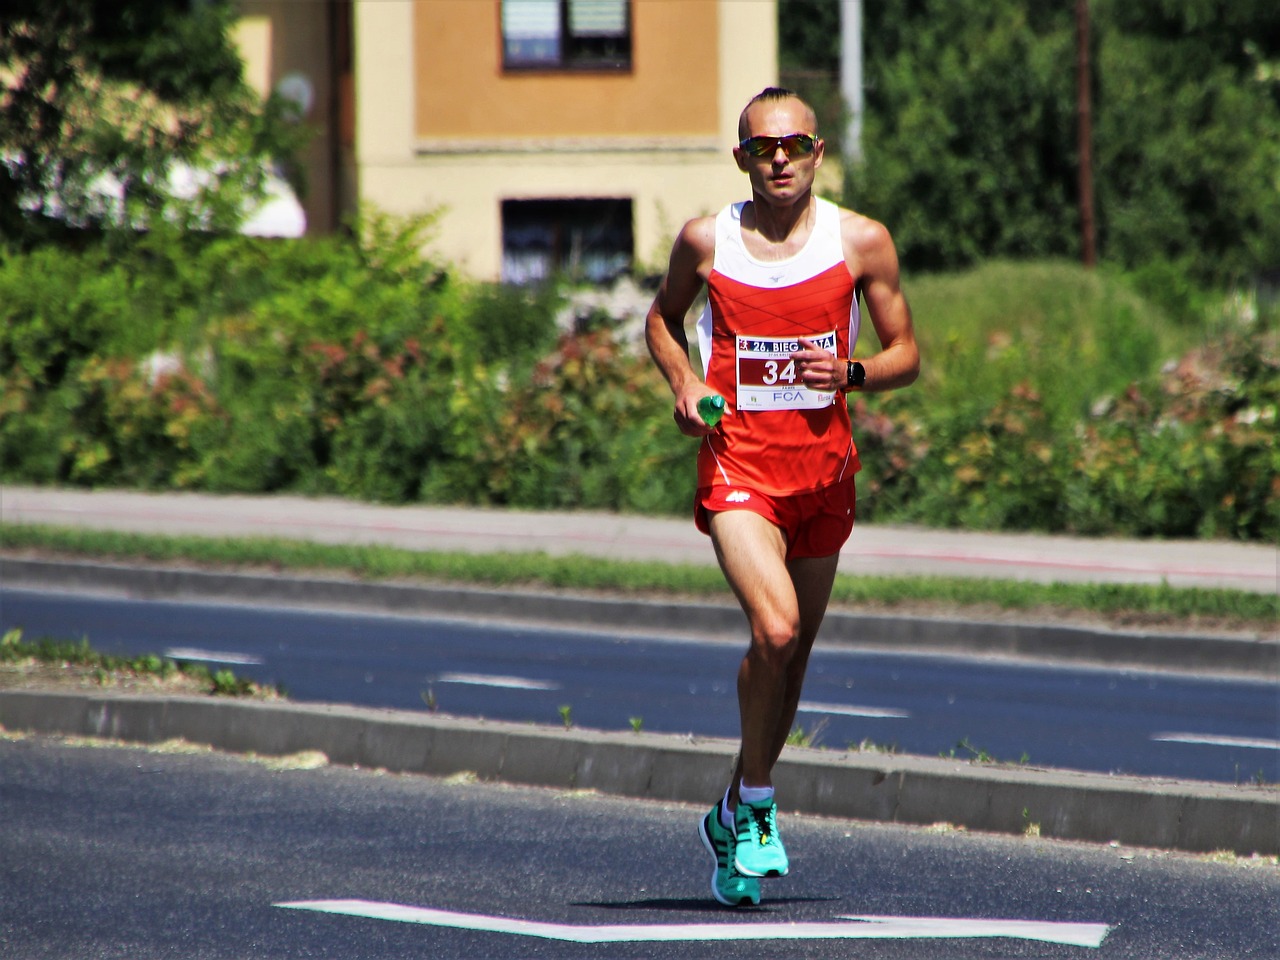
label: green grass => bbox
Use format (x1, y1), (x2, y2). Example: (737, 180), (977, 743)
(906, 260), (1200, 410)
(1, 627), (272, 697)
(2, 522), (1275, 626)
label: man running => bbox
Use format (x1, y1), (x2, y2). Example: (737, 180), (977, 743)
(644, 87), (920, 907)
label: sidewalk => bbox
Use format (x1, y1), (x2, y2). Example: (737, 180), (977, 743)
(1, 484), (1277, 857)
(2, 485), (1277, 593)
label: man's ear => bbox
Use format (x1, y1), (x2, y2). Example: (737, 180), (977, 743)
(732, 147), (750, 173)
(813, 138), (825, 170)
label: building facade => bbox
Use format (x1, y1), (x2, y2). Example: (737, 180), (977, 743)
(236, 0), (778, 281)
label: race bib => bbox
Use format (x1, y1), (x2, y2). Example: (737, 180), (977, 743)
(736, 332), (838, 411)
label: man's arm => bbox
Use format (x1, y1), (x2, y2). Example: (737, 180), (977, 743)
(844, 213), (919, 391)
(644, 217), (717, 436)
(791, 212), (919, 394)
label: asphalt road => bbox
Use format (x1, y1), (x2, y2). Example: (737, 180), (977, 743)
(3, 734), (1277, 960)
(4, 588), (1277, 785)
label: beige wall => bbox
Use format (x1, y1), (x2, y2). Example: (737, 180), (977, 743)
(414, 1), (719, 141)
(357, 0), (778, 280)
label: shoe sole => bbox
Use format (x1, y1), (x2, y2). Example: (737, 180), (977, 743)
(733, 858), (788, 879)
(698, 814), (758, 908)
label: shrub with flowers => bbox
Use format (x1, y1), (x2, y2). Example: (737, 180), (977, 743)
(1, 225), (1274, 542)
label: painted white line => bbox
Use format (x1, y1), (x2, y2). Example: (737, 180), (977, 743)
(274, 901), (1111, 948)
(798, 701), (911, 719)
(839, 915), (1112, 947)
(1152, 732), (1280, 751)
(164, 648), (264, 666)
(436, 672), (560, 691)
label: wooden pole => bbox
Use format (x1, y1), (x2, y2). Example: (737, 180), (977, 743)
(1076, 0), (1096, 268)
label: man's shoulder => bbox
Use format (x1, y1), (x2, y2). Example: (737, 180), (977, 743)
(676, 213), (719, 256)
(836, 206), (894, 253)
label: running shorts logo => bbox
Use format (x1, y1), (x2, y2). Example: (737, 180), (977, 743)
(725, 491), (752, 503)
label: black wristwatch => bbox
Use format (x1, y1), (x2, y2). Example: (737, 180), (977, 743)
(845, 360), (866, 390)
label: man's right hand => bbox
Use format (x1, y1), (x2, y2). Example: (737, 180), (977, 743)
(674, 389), (717, 437)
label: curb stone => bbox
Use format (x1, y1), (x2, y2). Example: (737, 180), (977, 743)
(0, 689), (1275, 857)
(3, 557), (1277, 678)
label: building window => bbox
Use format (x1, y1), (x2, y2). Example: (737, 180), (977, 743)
(502, 198), (632, 285)
(501, 0), (631, 71)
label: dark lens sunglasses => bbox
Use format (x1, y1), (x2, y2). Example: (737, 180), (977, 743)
(737, 133), (818, 158)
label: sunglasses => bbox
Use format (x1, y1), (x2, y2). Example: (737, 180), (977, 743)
(737, 133), (818, 158)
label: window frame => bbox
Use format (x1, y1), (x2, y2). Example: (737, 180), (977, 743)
(500, 0), (633, 73)
(501, 197), (634, 285)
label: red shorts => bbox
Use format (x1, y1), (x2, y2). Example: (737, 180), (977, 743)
(694, 478), (857, 560)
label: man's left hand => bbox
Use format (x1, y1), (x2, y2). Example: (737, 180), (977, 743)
(792, 338), (842, 392)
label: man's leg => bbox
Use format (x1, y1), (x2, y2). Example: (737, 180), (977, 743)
(707, 509), (799, 791)
(707, 509), (798, 878)
(765, 553), (840, 767)
(720, 549), (841, 799)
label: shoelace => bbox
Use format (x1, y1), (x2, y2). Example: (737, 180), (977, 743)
(750, 805), (776, 845)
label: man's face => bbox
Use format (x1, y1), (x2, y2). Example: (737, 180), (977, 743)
(733, 98), (824, 206)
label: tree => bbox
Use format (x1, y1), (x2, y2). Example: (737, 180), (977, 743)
(829, 0), (1280, 283)
(1092, 0), (1280, 286)
(845, 0), (1077, 270)
(0, 0), (303, 245)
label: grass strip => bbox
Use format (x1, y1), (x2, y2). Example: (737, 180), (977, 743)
(1, 626), (270, 697)
(3, 522), (1275, 626)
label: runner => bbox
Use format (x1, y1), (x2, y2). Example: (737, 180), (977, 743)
(644, 87), (920, 906)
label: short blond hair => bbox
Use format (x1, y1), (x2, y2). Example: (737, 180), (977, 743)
(737, 87), (818, 141)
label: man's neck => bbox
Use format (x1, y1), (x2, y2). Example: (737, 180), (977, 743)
(745, 192), (816, 251)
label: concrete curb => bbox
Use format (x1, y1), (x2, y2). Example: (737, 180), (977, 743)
(4, 558), (1277, 677)
(1, 689), (1275, 857)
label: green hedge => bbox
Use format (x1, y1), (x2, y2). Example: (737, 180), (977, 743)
(854, 265), (1280, 540)
(1, 225), (1275, 541)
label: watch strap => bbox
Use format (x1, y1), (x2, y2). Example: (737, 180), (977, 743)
(845, 359), (865, 390)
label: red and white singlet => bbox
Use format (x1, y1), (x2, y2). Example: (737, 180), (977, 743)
(695, 198), (862, 495)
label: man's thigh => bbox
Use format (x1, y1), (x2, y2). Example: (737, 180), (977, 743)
(707, 510), (797, 626)
(785, 553), (841, 642)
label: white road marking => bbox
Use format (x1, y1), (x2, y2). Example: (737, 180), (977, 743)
(798, 701), (911, 719)
(1151, 732), (1280, 751)
(435, 672), (560, 691)
(274, 901), (1111, 947)
(164, 648), (264, 666)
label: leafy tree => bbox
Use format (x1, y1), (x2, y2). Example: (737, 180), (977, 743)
(848, 0), (1077, 270)
(821, 0), (1280, 283)
(0, 0), (303, 245)
(1092, 0), (1280, 286)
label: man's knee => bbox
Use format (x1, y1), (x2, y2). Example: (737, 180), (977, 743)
(749, 614), (801, 668)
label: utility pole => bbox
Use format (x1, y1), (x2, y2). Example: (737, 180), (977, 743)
(840, 0), (863, 163)
(1076, 0), (1096, 268)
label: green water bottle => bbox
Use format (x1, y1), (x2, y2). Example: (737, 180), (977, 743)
(697, 394), (725, 428)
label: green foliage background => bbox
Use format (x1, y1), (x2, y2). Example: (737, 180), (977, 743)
(1, 1), (1277, 544)
(1, 221), (1276, 541)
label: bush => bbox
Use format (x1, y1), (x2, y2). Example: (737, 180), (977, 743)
(855, 283), (1279, 540)
(1, 229), (1274, 542)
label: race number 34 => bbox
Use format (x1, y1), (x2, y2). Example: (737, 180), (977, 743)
(736, 332), (837, 411)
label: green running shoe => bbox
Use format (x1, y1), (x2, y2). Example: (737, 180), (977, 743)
(733, 796), (789, 878)
(698, 806), (761, 907)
